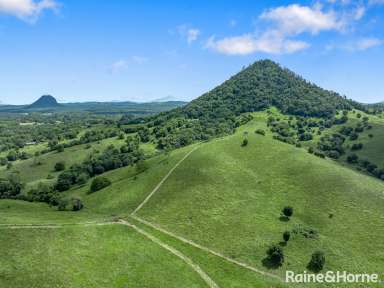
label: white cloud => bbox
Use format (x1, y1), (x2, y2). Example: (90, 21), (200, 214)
(206, 31), (309, 55)
(260, 4), (344, 35)
(354, 37), (383, 50)
(176, 25), (200, 44)
(0, 0), (58, 22)
(187, 28), (200, 43)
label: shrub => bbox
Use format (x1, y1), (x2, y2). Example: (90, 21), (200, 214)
(71, 198), (83, 211)
(283, 231), (290, 242)
(351, 143), (363, 151)
(266, 245), (284, 266)
(242, 138), (248, 146)
(308, 251), (325, 272)
(255, 129), (265, 136)
(90, 176), (111, 193)
(56, 144), (64, 152)
(347, 153), (358, 163)
(54, 161), (66, 171)
(282, 206), (293, 218)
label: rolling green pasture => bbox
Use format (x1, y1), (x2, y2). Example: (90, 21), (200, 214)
(0, 225), (207, 288)
(136, 116), (384, 284)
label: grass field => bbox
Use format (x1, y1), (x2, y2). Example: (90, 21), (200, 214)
(1, 112), (383, 287)
(0, 224), (208, 288)
(136, 114), (384, 284)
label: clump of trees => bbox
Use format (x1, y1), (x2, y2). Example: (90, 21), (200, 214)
(55, 137), (143, 192)
(54, 161), (66, 171)
(266, 244), (284, 266)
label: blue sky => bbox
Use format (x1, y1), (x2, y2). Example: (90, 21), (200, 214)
(0, 0), (383, 104)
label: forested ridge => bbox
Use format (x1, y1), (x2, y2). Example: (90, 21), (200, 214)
(141, 60), (365, 149)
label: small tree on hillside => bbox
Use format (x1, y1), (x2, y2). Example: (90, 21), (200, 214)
(308, 251), (325, 272)
(90, 176), (111, 193)
(54, 161), (66, 171)
(282, 206), (293, 218)
(266, 244), (284, 266)
(283, 231), (291, 242)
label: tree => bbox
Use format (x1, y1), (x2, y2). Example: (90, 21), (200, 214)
(347, 153), (358, 164)
(242, 138), (248, 147)
(282, 206), (293, 218)
(266, 244), (284, 266)
(71, 198), (83, 211)
(54, 161), (66, 171)
(308, 251), (325, 272)
(90, 176), (111, 193)
(56, 144), (64, 152)
(283, 231), (291, 242)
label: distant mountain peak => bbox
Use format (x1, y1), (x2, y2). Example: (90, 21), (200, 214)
(28, 95), (61, 109)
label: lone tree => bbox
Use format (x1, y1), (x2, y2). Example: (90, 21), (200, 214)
(266, 244), (284, 266)
(90, 176), (111, 193)
(308, 251), (325, 272)
(282, 206), (293, 218)
(71, 198), (83, 211)
(283, 231), (291, 242)
(54, 161), (66, 172)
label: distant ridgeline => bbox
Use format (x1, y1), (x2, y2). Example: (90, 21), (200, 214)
(136, 60), (368, 149)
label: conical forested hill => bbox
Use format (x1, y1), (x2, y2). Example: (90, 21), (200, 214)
(142, 60), (365, 149)
(183, 59), (360, 119)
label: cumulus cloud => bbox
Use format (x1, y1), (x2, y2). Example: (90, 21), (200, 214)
(260, 4), (344, 35)
(0, 0), (58, 22)
(207, 4), (344, 55)
(206, 32), (309, 55)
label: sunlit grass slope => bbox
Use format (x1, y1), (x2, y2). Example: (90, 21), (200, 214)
(137, 115), (384, 282)
(0, 224), (207, 288)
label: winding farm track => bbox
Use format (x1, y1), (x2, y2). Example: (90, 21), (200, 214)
(132, 145), (199, 215)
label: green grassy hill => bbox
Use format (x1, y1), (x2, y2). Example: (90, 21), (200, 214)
(135, 113), (384, 285)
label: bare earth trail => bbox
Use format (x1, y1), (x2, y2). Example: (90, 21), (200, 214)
(0, 144), (283, 286)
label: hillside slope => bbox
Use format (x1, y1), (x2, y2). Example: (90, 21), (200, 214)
(136, 113), (384, 284)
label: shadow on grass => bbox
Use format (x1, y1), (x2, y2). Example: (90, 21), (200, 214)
(261, 257), (283, 269)
(279, 215), (289, 222)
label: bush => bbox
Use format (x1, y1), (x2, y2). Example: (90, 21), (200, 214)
(283, 231), (291, 242)
(347, 153), (358, 163)
(71, 198), (83, 211)
(308, 251), (325, 272)
(90, 176), (111, 193)
(56, 144), (64, 152)
(242, 138), (248, 146)
(54, 161), (66, 171)
(351, 143), (363, 151)
(266, 244), (284, 266)
(282, 206), (293, 218)
(255, 129), (265, 136)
